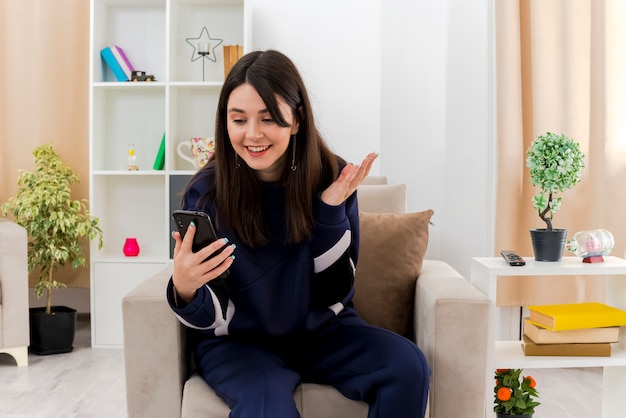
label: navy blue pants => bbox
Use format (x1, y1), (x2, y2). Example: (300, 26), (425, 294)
(194, 309), (431, 418)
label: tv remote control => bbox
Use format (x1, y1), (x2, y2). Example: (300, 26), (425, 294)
(501, 250), (526, 266)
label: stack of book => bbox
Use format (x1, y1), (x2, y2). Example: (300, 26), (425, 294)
(223, 45), (244, 78)
(522, 302), (626, 357)
(100, 45), (135, 82)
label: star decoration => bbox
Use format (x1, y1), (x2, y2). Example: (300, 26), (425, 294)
(186, 26), (223, 63)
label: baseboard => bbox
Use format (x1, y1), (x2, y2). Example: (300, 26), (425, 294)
(28, 287), (91, 314)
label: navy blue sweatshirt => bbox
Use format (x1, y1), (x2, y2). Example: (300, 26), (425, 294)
(167, 164), (361, 338)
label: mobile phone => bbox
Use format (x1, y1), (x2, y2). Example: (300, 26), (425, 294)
(171, 210), (220, 253)
(171, 210), (230, 278)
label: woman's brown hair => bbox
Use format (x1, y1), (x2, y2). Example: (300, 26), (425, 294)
(188, 50), (340, 247)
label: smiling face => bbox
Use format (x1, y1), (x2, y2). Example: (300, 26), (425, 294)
(226, 83), (299, 183)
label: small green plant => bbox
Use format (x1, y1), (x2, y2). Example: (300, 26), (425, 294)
(494, 368), (540, 415)
(526, 132), (585, 231)
(1, 145), (103, 314)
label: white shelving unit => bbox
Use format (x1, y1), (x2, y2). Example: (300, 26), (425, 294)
(471, 256), (626, 418)
(89, 0), (250, 347)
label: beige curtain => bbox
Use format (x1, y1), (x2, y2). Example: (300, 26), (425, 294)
(496, 0), (626, 305)
(0, 0), (90, 287)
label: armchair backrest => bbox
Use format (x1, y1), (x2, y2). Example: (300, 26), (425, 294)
(356, 184), (407, 214)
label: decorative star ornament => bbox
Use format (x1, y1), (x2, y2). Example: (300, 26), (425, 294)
(186, 26), (223, 63)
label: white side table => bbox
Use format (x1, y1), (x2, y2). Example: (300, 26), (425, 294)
(471, 256), (626, 418)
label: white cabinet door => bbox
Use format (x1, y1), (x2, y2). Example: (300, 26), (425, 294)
(92, 261), (167, 347)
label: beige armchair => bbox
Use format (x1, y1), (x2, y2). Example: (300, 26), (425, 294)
(122, 180), (491, 418)
(0, 219), (30, 367)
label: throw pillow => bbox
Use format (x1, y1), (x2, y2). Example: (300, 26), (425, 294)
(353, 209), (434, 338)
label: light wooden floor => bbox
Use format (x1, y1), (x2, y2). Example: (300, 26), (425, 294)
(0, 315), (603, 418)
(0, 315), (126, 418)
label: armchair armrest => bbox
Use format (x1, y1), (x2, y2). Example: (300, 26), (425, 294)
(122, 265), (187, 418)
(0, 220), (30, 367)
(414, 260), (491, 418)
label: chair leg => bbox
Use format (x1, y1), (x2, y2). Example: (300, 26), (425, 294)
(0, 346), (29, 367)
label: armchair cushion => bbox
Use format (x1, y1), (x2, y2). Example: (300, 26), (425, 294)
(353, 209), (434, 338)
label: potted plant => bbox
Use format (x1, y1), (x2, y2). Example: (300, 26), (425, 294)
(526, 132), (585, 261)
(494, 368), (540, 417)
(1, 144), (103, 355)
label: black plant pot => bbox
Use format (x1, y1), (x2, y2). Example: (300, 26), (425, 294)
(529, 228), (568, 262)
(29, 306), (77, 355)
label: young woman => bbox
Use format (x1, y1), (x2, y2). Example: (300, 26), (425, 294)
(168, 50), (430, 418)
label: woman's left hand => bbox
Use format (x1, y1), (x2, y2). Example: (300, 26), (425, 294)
(321, 152), (378, 206)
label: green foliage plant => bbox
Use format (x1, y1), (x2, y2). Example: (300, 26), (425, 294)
(1, 145), (103, 314)
(494, 368), (540, 415)
(526, 132), (585, 231)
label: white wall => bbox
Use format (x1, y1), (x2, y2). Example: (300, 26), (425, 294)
(249, 0), (381, 163)
(250, 0), (495, 278)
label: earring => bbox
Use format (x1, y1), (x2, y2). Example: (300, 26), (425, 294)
(290, 135), (297, 171)
(235, 153), (241, 169)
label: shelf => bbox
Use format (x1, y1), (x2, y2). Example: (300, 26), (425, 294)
(171, 170), (198, 176)
(473, 256), (626, 276)
(92, 0), (166, 83)
(472, 256), (626, 417)
(169, 81), (223, 88)
(91, 87), (165, 172)
(93, 81), (221, 89)
(169, 0), (244, 82)
(495, 340), (626, 368)
(92, 81), (166, 89)
(94, 0), (164, 6)
(90, 175), (167, 259)
(90, 0), (248, 346)
(92, 170), (166, 176)
(91, 254), (171, 264)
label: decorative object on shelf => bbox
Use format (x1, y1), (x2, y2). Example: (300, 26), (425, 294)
(198, 42), (210, 56)
(153, 132), (166, 170)
(1, 144), (103, 355)
(223, 45), (244, 78)
(566, 229), (614, 263)
(177, 137), (215, 169)
(526, 132), (585, 261)
(494, 368), (539, 417)
(130, 70), (156, 82)
(123, 238), (141, 257)
(127, 142), (139, 170)
(186, 26), (223, 81)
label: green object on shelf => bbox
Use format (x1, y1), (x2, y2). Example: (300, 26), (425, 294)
(153, 133), (165, 170)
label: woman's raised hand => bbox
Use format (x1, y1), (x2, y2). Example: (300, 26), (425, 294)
(321, 152), (377, 206)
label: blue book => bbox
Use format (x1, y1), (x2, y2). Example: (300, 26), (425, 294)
(100, 47), (128, 81)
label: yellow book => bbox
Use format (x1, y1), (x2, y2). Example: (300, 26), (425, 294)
(528, 302), (626, 331)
